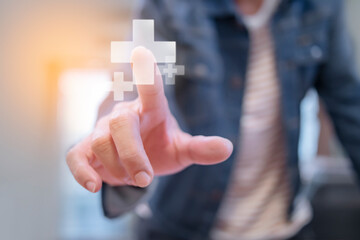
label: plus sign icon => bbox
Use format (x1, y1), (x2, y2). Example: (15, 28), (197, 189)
(110, 19), (185, 101)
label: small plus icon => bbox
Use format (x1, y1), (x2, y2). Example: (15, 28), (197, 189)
(112, 72), (133, 101)
(159, 63), (185, 85)
(111, 19), (176, 85)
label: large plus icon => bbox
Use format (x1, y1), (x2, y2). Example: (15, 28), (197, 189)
(110, 20), (185, 100)
(112, 20), (176, 65)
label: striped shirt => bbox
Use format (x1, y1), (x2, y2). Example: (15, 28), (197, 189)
(212, 1), (311, 239)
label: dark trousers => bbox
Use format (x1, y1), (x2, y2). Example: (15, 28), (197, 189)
(135, 216), (316, 240)
(287, 222), (316, 240)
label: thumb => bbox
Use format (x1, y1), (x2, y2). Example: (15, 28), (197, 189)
(179, 134), (233, 165)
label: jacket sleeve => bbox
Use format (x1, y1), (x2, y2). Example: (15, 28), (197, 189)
(102, 184), (155, 218)
(102, 0), (185, 218)
(315, 0), (360, 182)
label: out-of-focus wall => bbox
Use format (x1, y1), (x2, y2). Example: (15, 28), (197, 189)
(347, 0), (360, 69)
(0, 1), (135, 239)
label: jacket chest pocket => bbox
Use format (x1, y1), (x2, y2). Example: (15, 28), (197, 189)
(291, 20), (330, 95)
(175, 50), (223, 131)
(294, 23), (329, 65)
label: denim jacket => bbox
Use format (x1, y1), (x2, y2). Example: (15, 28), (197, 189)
(102, 0), (360, 239)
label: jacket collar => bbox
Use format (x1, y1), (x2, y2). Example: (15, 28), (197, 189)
(204, 0), (294, 17)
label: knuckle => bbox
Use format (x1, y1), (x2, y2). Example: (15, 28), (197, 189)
(110, 112), (129, 131)
(90, 159), (103, 169)
(109, 110), (138, 132)
(96, 116), (108, 128)
(91, 135), (112, 155)
(119, 147), (141, 164)
(66, 148), (76, 166)
(72, 163), (83, 178)
(68, 157), (85, 180)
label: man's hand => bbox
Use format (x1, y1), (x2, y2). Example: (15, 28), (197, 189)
(66, 46), (233, 193)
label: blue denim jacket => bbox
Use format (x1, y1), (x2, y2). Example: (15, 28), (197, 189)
(102, 0), (360, 239)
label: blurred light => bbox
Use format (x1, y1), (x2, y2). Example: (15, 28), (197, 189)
(58, 69), (111, 142)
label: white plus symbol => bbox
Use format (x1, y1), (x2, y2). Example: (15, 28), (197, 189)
(111, 20), (176, 85)
(112, 72), (133, 101)
(160, 63), (185, 85)
(163, 64), (178, 78)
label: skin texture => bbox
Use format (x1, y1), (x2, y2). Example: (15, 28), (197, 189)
(66, 47), (234, 192)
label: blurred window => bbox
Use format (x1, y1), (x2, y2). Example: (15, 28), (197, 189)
(57, 69), (132, 239)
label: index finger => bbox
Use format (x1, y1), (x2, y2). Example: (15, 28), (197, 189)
(131, 46), (167, 112)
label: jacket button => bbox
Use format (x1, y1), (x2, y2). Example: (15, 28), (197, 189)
(211, 190), (223, 201)
(231, 76), (242, 88)
(194, 63), (208, 78)
(298, 34), (312, 46)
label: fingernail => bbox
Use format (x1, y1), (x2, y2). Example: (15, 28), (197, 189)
(224, 139), (234, 153)
(86, 181), (96, 193)
(134, 171), (151, 187)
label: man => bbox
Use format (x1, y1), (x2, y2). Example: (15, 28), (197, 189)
(66, 0), (360, 239)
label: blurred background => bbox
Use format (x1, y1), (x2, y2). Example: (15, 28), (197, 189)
(0, 0), (359, 239)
